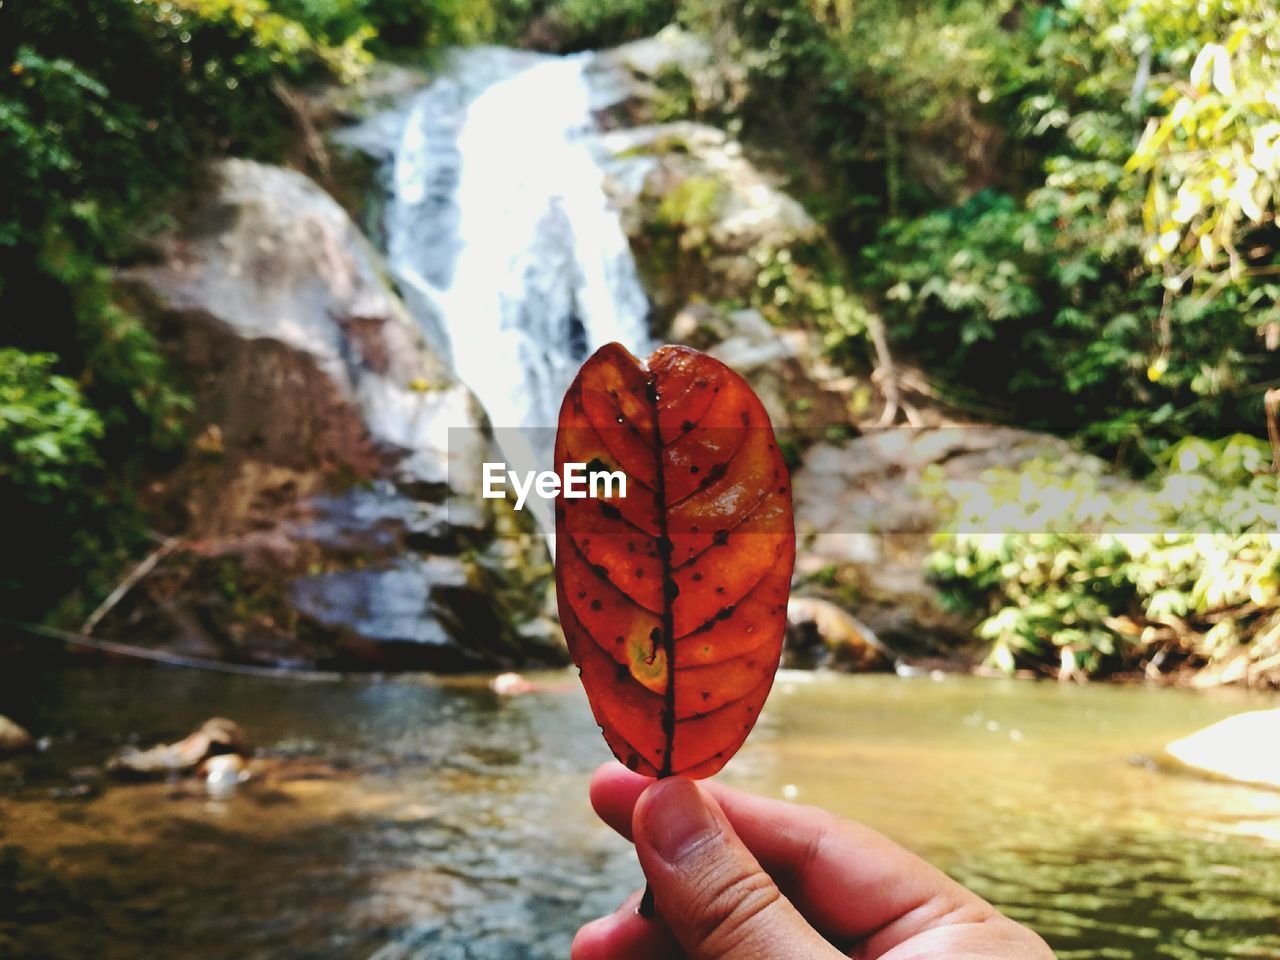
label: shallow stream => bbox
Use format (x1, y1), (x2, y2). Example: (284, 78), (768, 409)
(2, 666), (1277, 959)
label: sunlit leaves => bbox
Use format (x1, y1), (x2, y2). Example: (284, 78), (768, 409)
(0, 349), (103, 502)
(1128, 7), (1279, 285)
(929, 434), (1280, 679)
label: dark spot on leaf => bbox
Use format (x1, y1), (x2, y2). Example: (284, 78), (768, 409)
(591, 599), (603, 611)
(692, 572), (703, 582)
(712, 529), (729, 546)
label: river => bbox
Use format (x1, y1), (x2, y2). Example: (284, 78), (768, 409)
(1, 665), (1277, 959)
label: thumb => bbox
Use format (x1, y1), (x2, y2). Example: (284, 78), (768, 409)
(633, 778), (839, 960)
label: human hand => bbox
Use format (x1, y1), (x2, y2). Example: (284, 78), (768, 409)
(573, 762), (1055, 960)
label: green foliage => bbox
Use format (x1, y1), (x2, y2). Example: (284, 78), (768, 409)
(1115, 2), (1279, 286)
(689, 0), (1032, 238)
(0, 0), (517, 621)
(695, 0), (1280, 463)
(0, 350), (102, 501)
(531, 0), (676, 52)
(866, 188), (1275, 454)
(654, 174), (723, 232)
(0, 348), (147, 619)
(751, 244), (870, 363)
(929, 435), (1280, 680)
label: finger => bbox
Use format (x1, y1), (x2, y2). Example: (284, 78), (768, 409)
(571, 889), (681, 960)
(591, 762), (994, 949)
(632, 777), (841, 960)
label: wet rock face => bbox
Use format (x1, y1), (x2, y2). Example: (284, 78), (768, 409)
(110, 160), (562, 672)
(122, 159), (481, 500)
(601, 121), (817, 332)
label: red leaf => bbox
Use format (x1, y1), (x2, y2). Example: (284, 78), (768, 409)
(555, 343), (795, 779)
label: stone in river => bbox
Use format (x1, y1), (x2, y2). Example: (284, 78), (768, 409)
(0, 715), (35, 757)
(1165, 709), (1280, 789)
(108, 718), (251, 779)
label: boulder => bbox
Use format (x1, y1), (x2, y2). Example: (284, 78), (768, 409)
(0, 716), (34, 757)
(121, 158), (483, 506)
(597, 26), (744, 132)
(107, 160), (562, 671)
(791, 427), (1100, 655)
(600, 122), (817, 330)
(669, 305), (857, 434)
(785, 597), (891, 671)
(1165, 709), (1280, 789)
(607, 27), (712, 85)
(108, 718), (250, 779)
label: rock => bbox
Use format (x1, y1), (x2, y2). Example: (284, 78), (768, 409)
(202, 753), (250, 799)
(120, 159), (483, 505)
(785, 597), (890, 671)
(0, 716), (34, 757)
(104, 159), (560, 672)
(600, 121), (817, 330)
(597, 26), (745, 131)
(491, 672), (535, 696)
(289, 558), (467, 666)
(608, 26), (712, 83)
(108, 718), (251, 779)
(687, 306), (857, 434)
(791, 427), (1106, 655)
(1165, 709), (1280, 789)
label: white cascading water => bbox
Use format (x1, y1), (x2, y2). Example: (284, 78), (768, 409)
(386, 49), (651, 447)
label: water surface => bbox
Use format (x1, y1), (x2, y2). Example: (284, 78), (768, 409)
(1, 666), (1277, 959)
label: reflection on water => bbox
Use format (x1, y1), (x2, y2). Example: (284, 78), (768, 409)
(1, 667), (1277, 959)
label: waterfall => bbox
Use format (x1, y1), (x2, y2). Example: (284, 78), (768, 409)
(383, 48), (651, 446)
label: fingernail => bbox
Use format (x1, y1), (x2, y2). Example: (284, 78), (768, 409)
(645, 778), (721, 863)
